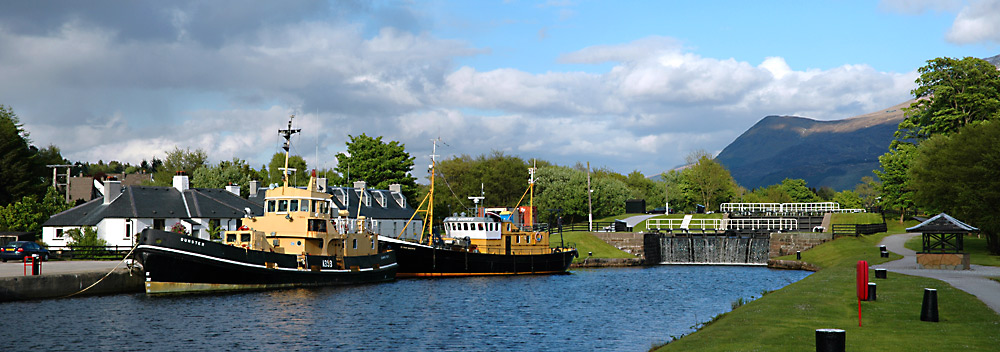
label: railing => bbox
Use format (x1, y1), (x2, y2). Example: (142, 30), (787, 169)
(724, 218), (798, 231)
(833, 223), (887, 236)
(551, 222), (623, 233)
(45, 245), (134, 260)
(720, 202), (861, 214)
(645, 218), (723, 230)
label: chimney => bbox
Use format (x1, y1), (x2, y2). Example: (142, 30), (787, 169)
(249, 180), (260, 198)
(173, 171), (189, 192)
(317, 178), (328, 192)
(225, 183), (240, 195)
(353, 180), (366, 190)
(104, 178), (121, 205)
(389, 184), (401, 193)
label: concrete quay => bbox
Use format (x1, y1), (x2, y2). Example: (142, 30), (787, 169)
(0, 260), (144, 302)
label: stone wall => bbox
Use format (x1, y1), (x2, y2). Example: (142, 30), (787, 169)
(917, 253), (971, 270)
(769, 232), (833, 258)
(591, 232), (645, 258)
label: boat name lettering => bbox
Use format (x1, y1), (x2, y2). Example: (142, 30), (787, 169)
(321, 259), (334, 268)
(180, 237), (205, 247)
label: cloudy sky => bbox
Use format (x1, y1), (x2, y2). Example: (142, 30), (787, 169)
(3, 0), (998, 181)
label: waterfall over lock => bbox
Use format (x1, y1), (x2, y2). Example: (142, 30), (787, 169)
(659, 235), (770, 265)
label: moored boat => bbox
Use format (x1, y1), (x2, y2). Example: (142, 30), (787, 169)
(136, 116), (397, 294)
(380, 142), (577, 277)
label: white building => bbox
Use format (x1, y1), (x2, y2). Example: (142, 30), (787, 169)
(42, 174), (262, 248)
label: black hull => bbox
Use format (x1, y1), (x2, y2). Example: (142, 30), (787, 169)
(135, 229), (396, 294)
(381, 237), (577, 277)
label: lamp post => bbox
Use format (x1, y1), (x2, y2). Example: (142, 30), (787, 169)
(587, 161), (593, 232)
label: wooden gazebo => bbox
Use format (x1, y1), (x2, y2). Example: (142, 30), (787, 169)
(907, 213), (978, 270)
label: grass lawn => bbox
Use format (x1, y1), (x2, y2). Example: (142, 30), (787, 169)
(657, 228), (1000, 351)
(904, 235), (1000, 267)
(830, 212), (883, 225)
(549, 231), (635, 262)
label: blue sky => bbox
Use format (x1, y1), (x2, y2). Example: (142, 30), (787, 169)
(2, 0), (998, 183)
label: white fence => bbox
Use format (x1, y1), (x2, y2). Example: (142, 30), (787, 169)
(720, 202), (863, 214)
(645, 218), (797, 231)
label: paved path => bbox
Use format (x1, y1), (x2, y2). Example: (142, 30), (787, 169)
(621, 214), (659, 228)
(876, 233), (1000, 314)
(0, 260), (125, 278)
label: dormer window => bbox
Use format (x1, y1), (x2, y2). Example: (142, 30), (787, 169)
(355, 190), (371, 207)
(392, 192), (406, 208)
(373, 191), (386, 208)
(333, 188), (347, 205)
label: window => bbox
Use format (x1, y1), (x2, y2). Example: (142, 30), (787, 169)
(154, 219), (165, 230)
(273, 239), (280, 246)
(290, 200), (299, 212)
(515, 235), (520, 244)
(371, 239), (375, 249)
(478, 223), (484, 231)
(125, 223), (132, 239)
(241, 233), (251, 242)
(352, 239), (357, 249)
(267, 200), (275, 212)
(56, 229), (64, 238)
(226, 233), (236, 242)
(278, 200), (288, 212)
(311, 200), (317, 213)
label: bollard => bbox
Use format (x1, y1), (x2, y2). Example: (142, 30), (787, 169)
(796, 251), (802, 260)
(920, 288), (939, 322)
(875, 268), (887, 279)
(867, 282), (876, 301)
(879, 245), (886, 252)
(815, 329), (846, 352)
(31, 255), (41, 275)
(880, 251), (889, 258)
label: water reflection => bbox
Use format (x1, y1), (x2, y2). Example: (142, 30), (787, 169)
(1, 266), (809, 351)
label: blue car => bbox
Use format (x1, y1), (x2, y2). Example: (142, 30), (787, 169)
(0, 241), (49, 262)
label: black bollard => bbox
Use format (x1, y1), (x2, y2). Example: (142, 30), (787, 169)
(920, 288), (939, 322)
(867, 282), (876, 301)
(879, 245), (886, 252)
(815, 329), (846, 352)
(796, 251), (802, 260)
(880, 251), (889, 258)
(31, 255), (40, 275)
(875, 268), (887, 279)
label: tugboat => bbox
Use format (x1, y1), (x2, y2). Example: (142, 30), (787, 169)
(136, 116), (396, 294)
(379, 142), (577, 277)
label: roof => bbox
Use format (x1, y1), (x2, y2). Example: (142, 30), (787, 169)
(43, 186), (263, 227)
(252, 186), (420, 220)
(906, 213), (979, 233)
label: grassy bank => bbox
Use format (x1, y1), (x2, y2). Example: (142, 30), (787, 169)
(656, 227), (1000, 351)
(549, 231), (635, 262)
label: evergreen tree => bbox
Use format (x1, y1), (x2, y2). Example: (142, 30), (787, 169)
(0, 105), (45, 206)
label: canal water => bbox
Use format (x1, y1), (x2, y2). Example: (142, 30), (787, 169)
(1, 266), (809, 351)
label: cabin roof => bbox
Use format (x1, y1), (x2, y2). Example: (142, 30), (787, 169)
(905, 213), (979, 233)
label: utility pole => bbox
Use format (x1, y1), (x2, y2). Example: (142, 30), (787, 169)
(665, 177), (669, 215)
(587, 161), (593, 232)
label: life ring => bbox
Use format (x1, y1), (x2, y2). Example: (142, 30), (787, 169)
(536, 234), (543, 242)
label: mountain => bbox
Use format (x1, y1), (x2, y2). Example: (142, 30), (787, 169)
(715, 101), (910, 191)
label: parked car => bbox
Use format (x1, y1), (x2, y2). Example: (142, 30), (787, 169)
(0, 241), (49, 262)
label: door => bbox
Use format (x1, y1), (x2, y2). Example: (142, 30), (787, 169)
(505, 236), (511, 256)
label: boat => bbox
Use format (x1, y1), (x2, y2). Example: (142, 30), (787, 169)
(135, 116), (397, 294)
(379, 142), (577, 277)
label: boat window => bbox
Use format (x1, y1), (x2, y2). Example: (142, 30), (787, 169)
(507, 223), (511, 231)
(267, 200), (275, 213)
(226, 233), (236, 242)
(278, 200), (288, 212)
(290, 200), (299, 212)
(526, 235), (531, 243)
(463, 223), (469, 231)
(478, 223), (484, 231)
(241, 233), (251, 242)
(311, 200), (318, 213)
(516, 235), (520, 244)
(273, 239), (279, 246)
(371, 239), (375, 249)
(353, 239), (357, 249)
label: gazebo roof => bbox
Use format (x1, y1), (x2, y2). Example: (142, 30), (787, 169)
(906, 213), (979, 233)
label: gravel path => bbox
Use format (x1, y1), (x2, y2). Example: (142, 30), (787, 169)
(876, 233), (1000, 314)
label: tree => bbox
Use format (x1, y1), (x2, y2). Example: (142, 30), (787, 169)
(334, 134), (417, 202)
(875, 144), (916, 222)
(265, 152), (308, 187)
(909, 121), (1000, 254)
(898, 57), (1000, 141)
(854, 176), (880, 209)
(150, 147), (209, 186)
(0, 105), (46, 206)
(778, 178), (818, 203)
(832, 190), (863, 209)
(680, 151), (736, 212)
(192, 158), (260, 196)
(0, 188), (72, 233)
(535, 165), (589, 223)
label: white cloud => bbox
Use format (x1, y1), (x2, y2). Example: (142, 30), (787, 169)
(947, 0), (1000, 44)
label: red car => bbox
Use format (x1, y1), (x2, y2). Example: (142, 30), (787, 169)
(0, 241), (50, 262)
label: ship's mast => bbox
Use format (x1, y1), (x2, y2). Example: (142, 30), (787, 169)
(425, 138), (439, 242)
(528, 159), (536, 227)
(278, 115), (301, 188)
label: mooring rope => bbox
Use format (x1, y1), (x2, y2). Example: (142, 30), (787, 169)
(62, 241), (141, 298)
